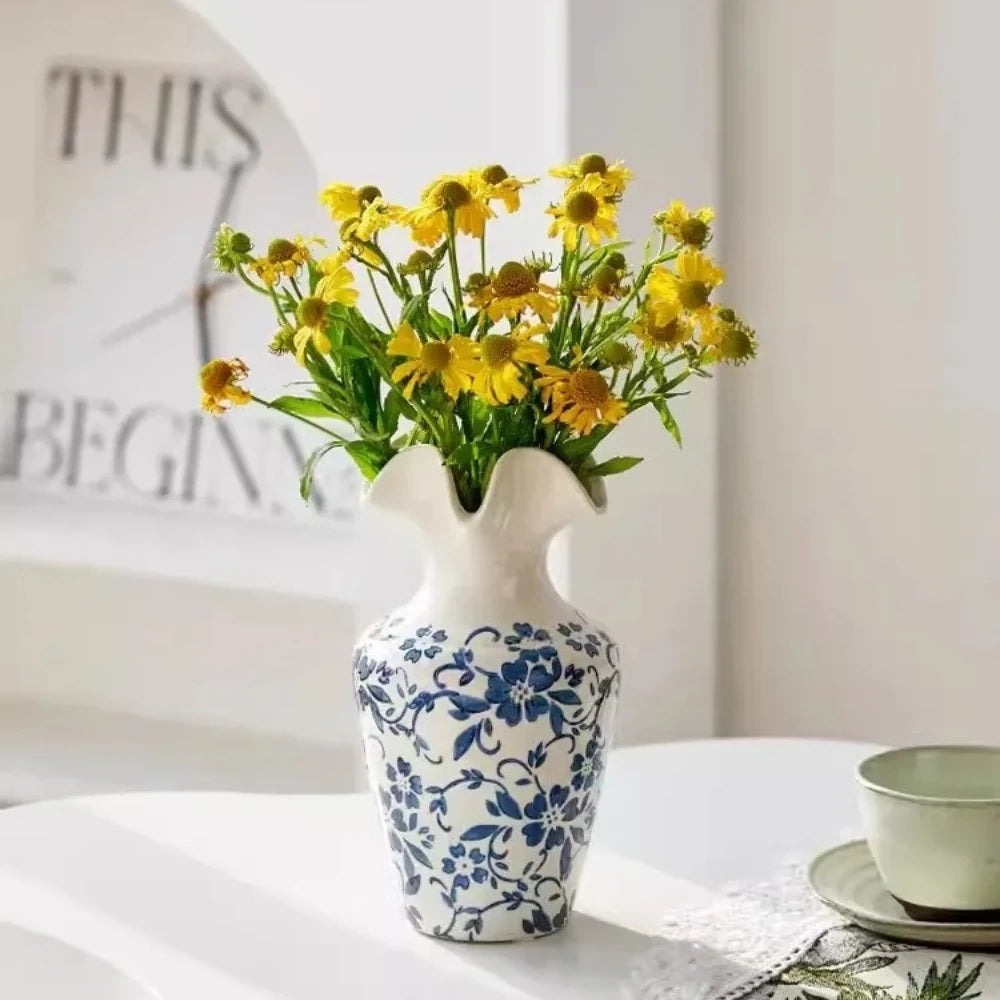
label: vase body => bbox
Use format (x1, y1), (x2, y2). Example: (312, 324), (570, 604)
(353, 445), (620, 942)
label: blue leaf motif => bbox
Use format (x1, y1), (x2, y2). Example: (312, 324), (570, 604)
(496, 791), (522, 819)
(404, 875), (421, 895)
(449, 694), (490, 713)
(405, 840), (433, 868)
(461, 824), (500, 841)
(533, 909), (553, 933)
(453, 725), (478, 761)
(549, 688), (582, 706)
(366, 685), (391, 704)
(549, 703), (565, 735)
(559, 838), (573, 880)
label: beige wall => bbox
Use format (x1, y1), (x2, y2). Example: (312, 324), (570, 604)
(718, 0), (999, 743)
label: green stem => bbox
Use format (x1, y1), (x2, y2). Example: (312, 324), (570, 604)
(250, 394), (349, 441)
(479, 230), (487, 274)
(289, 276), (304, 300)
(235, 264), (270, 295)
(445, 211), (467, 328)
(367, 271), (395, 331)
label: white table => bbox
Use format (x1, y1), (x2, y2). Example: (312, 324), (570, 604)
(0, 738), (878, 999)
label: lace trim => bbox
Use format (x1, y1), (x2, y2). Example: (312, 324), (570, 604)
(628, 850), (858, 1000)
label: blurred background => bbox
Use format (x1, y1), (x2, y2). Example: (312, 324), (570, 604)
(0, 0), (995, 806)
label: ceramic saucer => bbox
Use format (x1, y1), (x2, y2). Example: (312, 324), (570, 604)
(808, 840), (1000, 949)
(0, 923), (161, 999)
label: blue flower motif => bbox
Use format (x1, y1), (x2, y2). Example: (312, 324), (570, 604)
(376, 662), (394, 684)
(504, 622), (554, 650)
(441, 843), (488, 889)
(485, 650), (559, 726)
(399, 627), (448, 662)
(386, 757), (423, 809)
(570, 736), (604, 791)
(522, 785), (576, 850)
(566, 665), (584, 687)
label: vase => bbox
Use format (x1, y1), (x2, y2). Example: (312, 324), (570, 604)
(353, 445), (620, 942)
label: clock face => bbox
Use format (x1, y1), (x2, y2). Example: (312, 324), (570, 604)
(0, 57), (356, 522)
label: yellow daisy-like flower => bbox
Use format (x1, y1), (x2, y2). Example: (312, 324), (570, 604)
(292, 297), (331, 365)
(249, 235), (324, 287)
(199, 357), (251, 415)
(535, 364), (628, 436)
(470, 261), (559, 323)
(655, 201), (715, 249)
(319, 182), (384, 222)
(632, 302), (695, 352)
(647, 250), (725, 329)
(546, 175), (618, 251)
(579, 261), (627, 305)
(387, 323), (480, 400)
(471, 322), (549, 405)
(473, 164), (538, 213)
(315, 252), (360, 307)
(700, 306), (758, 366)
(401, 174), (495, 246)
(342, 196), (405, 243)
(550, 153), (632, 196)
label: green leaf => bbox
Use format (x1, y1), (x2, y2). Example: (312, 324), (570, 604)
(589, 456), (643, 477)
(345, 440), (392, 482)
(381, 389), (415, 437)
(300, 440), (344, 502)
(270, 396), (339, 419)
(653, 398), (682, 447)
(556, 426), (613, 463)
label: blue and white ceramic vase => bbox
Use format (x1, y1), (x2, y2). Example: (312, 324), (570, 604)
(353, 445), (620, 943)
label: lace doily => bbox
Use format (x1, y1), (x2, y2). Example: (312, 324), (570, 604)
(629, 855), (846, 1000)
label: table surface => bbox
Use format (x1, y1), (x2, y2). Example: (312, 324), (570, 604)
(0, 738), (878, 999)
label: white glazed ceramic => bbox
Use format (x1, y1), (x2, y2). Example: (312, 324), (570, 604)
(809, 840), (1000, 948)
(857, 746), (1000, 916)
(353, 446), (620, 942)
(0, 923), (160, 998)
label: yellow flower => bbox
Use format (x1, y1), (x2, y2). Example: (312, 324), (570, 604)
(701, 306), (758, 365)
(546, 175), (618, 250)
(248, 235), (324, 287)
(342, 196), (405, 242)
(473, 164), (538, 213)
(320, 182), (385, 222)
(647, 250), (725, 329)
(315, 252), (359, 307)
(655, 201), (715, 248)
(472, 322), (549, 405)
(550, 153), (632, 196)
(579, 261), (626, 305)
(632, 302), (694, 352)
(200, 357), (251, 414)
(293, 297), (331, 365)
(535, 364), (627, 435)
(401, 174), (495, 246)
(470, 261), (559, 322)
(387, 323), (480, 399)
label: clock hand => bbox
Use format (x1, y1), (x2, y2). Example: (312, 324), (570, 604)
(100, 275), (234, 348)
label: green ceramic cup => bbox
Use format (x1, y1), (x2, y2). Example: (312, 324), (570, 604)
(857, 746), (1000, 921)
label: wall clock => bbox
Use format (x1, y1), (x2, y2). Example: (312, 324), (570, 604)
(0, 1), (355, 527)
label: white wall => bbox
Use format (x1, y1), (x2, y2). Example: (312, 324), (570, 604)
(718, 0), (999, 743)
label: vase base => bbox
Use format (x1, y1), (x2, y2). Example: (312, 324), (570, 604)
(405, 907), (570, 944)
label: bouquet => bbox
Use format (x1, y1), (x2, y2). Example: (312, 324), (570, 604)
(201, 154), (756, 512)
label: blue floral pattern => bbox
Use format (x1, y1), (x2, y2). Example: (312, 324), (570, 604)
(355, 616), (619, 942)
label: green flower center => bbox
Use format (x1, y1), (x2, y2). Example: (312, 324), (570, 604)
(420, 341), (452, 371)
(492, 261), (537, 297)
(592, 263), (619, 295)
(465, 271), (490, 292)
(680, 217), (708, 246)
(200, 359), (233, 396)
(600, 342), (633, 368)
(357, 184), (382, 206)
(481, 164), (508, 184)
(439, 180), (471, 209)
(230, 231), (252, 253)
(568, 369), (610, 406)
(717, 307), (736, 322)
(267, 238), (297, 263)
(679, 280), (710, 309)
(482, 334), (515, 368)
(579, 153), (608, 175)
(296, 297), (327, 328)
(405, 249), (433, 272)
(566, 191), (599, 225)
(605, 251), (626, 271)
